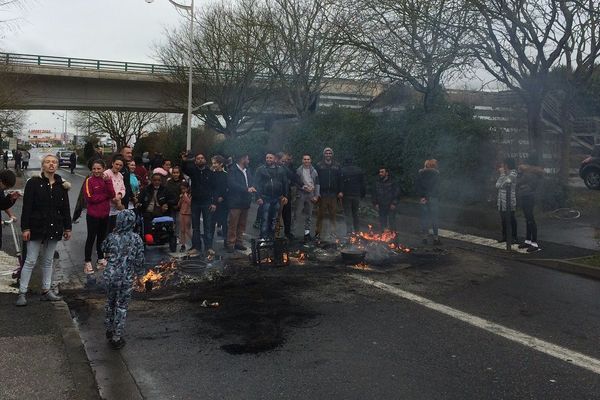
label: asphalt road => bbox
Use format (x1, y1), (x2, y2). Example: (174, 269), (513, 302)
(24, 149), (600, 399)
(68, 247), (600, 399)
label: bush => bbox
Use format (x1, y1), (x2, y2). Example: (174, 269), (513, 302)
(287, 105), (494, 203)
(210, 130), (270, 167)
(134, 126), (221, 164)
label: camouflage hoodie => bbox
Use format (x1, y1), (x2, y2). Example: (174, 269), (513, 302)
(101, 210), (145, 281)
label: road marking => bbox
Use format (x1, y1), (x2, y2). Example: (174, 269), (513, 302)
(351, 274), (600, 375)
(438, 228), (528, 253)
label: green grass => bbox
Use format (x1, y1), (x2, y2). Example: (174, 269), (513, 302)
(572, 255), (600, 268)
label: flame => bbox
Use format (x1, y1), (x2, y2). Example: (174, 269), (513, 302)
(349, 227), (411, 253)
(283, 253), (289, 263)
(352, 262), (373, 271)
(136, 261), (177, 292)
(298, 252), (307, 261)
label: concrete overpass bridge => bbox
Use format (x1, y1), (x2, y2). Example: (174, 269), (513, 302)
(0, 52), (380, 113)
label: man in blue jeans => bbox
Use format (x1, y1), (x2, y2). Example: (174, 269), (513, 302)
(255, 152), (288, 239)
(181, 152), (216, 256)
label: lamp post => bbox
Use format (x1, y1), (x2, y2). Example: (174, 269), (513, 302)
(146, 0), (195, 151)
(52, 111), (67, 145)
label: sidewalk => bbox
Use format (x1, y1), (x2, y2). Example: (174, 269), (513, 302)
(0, 170), (100, 400)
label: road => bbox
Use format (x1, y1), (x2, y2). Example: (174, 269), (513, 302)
(25, 148), (600, 399)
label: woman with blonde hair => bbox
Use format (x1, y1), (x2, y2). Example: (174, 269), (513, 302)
(16, 154), (72, 306)
(415, 159), (440, 245)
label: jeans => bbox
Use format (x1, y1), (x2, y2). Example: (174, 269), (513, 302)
(85, 215), (108, 262)
(343, 196), (361, 233)
(521, 196), (537, 242)
(260, 196), (281, 239)
(420, 197), (439, 236)
(191, 202), (213, 251)
(378, 205), (397, 232)
(19, 240), (59, 294)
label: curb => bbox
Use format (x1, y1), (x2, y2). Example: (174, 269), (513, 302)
(526, 258), (600, 280)
(52, 301), (102, 400)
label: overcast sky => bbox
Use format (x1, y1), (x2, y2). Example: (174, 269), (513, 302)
(1, 0), (191, 132)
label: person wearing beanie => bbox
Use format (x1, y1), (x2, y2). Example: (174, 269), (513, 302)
(315, 147), (342, 240)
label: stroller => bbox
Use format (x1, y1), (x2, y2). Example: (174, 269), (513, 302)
(4, 219), (25, 283)
(139, 213), (178, 253)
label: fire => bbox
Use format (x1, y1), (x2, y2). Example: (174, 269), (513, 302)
(136, 261), (177, 292)
(352, 262), (373, 271)
(349, 226), (411, 253)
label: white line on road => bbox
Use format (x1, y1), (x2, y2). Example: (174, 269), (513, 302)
(438, 228), (528, 253)
(351, 274), (600, 375)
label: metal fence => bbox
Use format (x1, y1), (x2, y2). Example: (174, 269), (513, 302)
(0, 52), (175, 74)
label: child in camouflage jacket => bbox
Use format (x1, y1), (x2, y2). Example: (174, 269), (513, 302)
(101, 210), (145, 349)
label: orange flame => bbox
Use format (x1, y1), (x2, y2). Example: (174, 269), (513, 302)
(137, 261), (177, 292)
(350, 227), (411, 253)
(352, 262), (373, 271)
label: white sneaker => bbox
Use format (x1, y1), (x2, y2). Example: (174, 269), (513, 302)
(84, 261), (94, 275)
(96, 259), (108, 271)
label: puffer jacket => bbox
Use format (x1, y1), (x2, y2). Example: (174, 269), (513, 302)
(21, 173), (72, 241)
(496, 169), (517, 211)
(373, 176), (399, 207)
(255, 164), (288, 200)
(517, 165), (544, 199)
(341, 164), (366, 198)
(415, 168), (440, 199)
(316, 161), (341, 197)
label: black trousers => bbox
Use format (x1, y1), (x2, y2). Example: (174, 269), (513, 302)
(521, 196), (537, 242)
(85, 215), (108, 262)
(499, 210), (517, 241)
(282, 200), (292, 235)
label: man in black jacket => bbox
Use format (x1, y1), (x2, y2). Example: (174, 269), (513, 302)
(139, 173), (177, 234)
(119, 146), (134, 208)
(277, 152), (296, 239)
(315, 147), (342, 240)
(210, 155), (228, 248)
(181, 152), (216, 255)
(255, 152), (288, 239)
(373, 167), (399, 232)
(226, 154), (256, 252)
(341, 157), (366, 234)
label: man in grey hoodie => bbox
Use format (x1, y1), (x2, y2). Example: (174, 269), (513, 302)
(295, 154), (320, 242)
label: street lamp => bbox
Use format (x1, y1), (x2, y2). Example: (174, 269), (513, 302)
(146, 0), (195, 151)
(52, 111), (68, 145)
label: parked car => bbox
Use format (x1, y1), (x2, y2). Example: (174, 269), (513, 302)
(57, 151), (73, 167)
(579, 146), (600, 190)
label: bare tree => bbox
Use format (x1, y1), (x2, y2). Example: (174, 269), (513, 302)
(469, 0), (577, 154)
(73, 111), (161, 150)
(158, 0), (272, 138)
(0, 109), (25, 133)
(342, 0), (475, 112)
(261, 0), (361, 119)
(550, 0), (600, 182)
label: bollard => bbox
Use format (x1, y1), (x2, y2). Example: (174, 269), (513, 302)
(505, 180), (512, 251)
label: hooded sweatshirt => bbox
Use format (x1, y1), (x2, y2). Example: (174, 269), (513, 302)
(101, 210), (145, 279)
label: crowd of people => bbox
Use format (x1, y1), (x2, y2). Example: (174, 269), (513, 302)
(9, 142), (546, 349)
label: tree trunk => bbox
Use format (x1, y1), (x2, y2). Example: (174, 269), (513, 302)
(526, 98), (544, 155)
(558, 95), (573, 185)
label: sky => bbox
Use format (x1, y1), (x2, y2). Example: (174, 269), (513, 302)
(1, 0), (191, 133)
